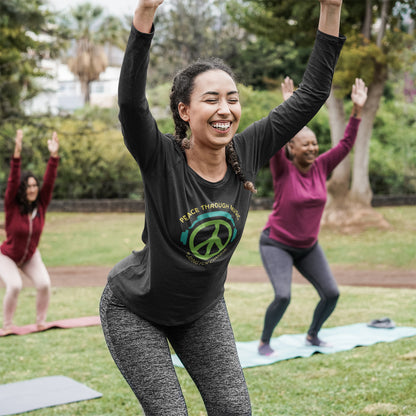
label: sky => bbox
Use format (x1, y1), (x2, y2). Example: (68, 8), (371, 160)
(46, 0), (137, 17)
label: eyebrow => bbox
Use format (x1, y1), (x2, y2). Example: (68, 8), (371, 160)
(201, 90), (239, 97)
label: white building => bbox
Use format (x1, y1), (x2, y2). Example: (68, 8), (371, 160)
(24, 60), (121, 115)
(23, 30), (123, 114)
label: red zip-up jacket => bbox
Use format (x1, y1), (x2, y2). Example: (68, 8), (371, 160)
(1, 157), (59, 265)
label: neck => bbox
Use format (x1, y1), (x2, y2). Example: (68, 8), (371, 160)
(293, 159), (312, 174)
(185, 146), (228, 182)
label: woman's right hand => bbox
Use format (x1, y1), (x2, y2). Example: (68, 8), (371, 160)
(13, 129), (23, 158)
(134, 0), (164, 33)
(319, 0), (342, 5)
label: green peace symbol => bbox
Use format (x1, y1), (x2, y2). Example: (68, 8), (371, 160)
(189, 219), (233, 260)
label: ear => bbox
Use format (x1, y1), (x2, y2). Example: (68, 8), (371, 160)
(285, 142), (293, 160)
(178, 102), (190, 122)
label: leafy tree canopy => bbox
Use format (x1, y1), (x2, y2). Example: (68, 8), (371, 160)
(229, 0), (416, 95)
(0, 0), (61, 124)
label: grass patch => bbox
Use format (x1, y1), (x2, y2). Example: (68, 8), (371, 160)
(1, 283), (415, 415)
(1, 206), (415, 414)
(2, 206), (412, 268)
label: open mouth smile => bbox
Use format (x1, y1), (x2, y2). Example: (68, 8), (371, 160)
(210, 121), (231, 132)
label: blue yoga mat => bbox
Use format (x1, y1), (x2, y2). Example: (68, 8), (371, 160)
(171, 323), (416, 369)
(0, 375), (102, 416)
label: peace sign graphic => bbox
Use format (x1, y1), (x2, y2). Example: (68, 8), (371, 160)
(180, 211), (237, 261)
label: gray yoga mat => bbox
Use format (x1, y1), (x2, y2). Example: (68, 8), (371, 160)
(0, 375), (102, 415)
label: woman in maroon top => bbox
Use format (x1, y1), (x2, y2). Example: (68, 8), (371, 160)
(258, 78), (367, 356)
(0, 129), (59, 334)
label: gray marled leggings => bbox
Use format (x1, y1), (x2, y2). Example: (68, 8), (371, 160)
(100, 284), (251, 415)
(259, 229), (340, 343)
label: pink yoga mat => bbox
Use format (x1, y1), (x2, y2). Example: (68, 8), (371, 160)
(0, 316), (101, 336)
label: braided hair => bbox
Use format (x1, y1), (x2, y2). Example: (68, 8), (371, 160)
(16, 171), (39, 215)
(169, 58), (256, 194)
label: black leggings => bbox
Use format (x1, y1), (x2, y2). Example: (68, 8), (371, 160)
(100, 284), (251, 415)
(259, 230), (339, 343)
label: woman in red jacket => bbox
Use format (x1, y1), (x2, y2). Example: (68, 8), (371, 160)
(0, 129), (59, 334)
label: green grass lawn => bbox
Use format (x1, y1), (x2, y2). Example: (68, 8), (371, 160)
(1, 205), (414, 269)
(0, 206), (415, 415)
(1, 283), (415, 415)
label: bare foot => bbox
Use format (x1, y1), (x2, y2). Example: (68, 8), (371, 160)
(1, 327), (14, 336)
(36, 323), (48, 331)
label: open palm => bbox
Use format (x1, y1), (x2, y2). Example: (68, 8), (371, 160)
(351, 78), (368, 108)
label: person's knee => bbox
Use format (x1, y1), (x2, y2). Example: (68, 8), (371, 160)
(320, 285), (339, 302)
(206, 395), (251, 416)
(7, 281), (22, 295)
(274, 293), (291, 307)
(328, 289), (340, 303)
(37, 281), (51, 293)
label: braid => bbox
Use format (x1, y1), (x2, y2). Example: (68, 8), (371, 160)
(226, 142), (257, 194)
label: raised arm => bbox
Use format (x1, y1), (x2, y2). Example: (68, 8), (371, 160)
(133, 0), (164, 33)
(119, 0), (166, 170)
(318, 0), (343, 37)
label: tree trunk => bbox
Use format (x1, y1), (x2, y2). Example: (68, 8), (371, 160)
(325, 88), (349, 209)
(377, 0), (390, 47)
(322, 74), (390, 231)
(362, 0), (372, 39)
(349, 64), (387, 206)
(81, 80), (90, 105)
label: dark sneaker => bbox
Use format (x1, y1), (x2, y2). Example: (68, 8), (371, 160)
(367, 317), (395, 329)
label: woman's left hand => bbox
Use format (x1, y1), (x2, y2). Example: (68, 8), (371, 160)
(281, 77), (294, 102)
(48, 131), (59, 157)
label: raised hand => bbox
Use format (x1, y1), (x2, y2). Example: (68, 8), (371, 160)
(351, 78), (368, 109)
(137, 0), (164, 7)
(13, 129), (23, 158)
(281, 77), (295, 102)
(47, 131), (59, 157)
(134, 0), (164, 32)
(318, 0), (342, 37)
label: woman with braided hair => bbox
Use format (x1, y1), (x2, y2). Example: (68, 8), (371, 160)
(99, 0), (344, 414)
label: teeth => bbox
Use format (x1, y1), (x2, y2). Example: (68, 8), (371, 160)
(212, 122), (230, 130)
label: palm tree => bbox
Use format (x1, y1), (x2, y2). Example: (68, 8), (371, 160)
(62, 3), (127, 104)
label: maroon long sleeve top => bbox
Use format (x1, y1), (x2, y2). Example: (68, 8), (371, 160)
(1, 157), (59, 265)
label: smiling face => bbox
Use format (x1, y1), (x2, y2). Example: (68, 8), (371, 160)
(25, 176), (39, 203)
(289, 127), (319, 172)
(178, 69), (241, 151)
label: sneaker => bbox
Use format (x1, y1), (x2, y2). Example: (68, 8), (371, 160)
(367, 317), (395, 329)
(258, 343), (275, 356)
(305, 335), (331, 347)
